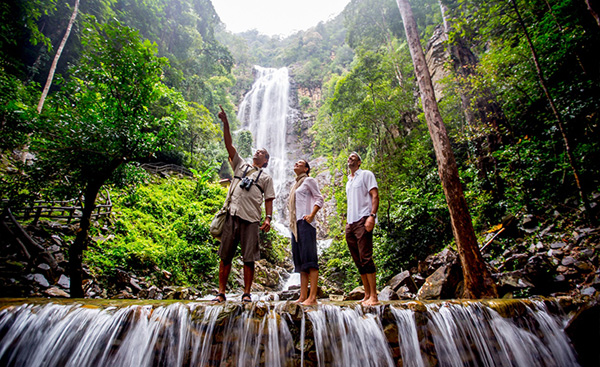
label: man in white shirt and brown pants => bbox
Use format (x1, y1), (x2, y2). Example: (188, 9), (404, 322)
(345, 152), (380, 306)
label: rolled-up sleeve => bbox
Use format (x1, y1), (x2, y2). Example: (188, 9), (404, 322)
(306, 178), (324, 209)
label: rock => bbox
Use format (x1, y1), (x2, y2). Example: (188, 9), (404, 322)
(130, 278), (142, 292)
(562, 257), (576, 266)
(548, 249), (563, 258)
(580, 287), (596, 296)
(44, 287), (69, 298)
(418, 248), (458, 277)
(416, 264), (464, 300)
(574, 261), (594, 273)
(26, 274), (50, 288)
(387, 270), (418, 293)
(254, 259), (282, 289)
(425, 25), (450, 100)
(501, 254), (530, 271)
(57, 274), (70, 289)
(147, 285), (163, 300)
(347, 286), (365, 301)
(396, 285), (417, 300)
(554, 274), (566, 282)
(578, 248), (594, 260)
(279, 290), (300, 301)
(521, 214), (538, 231)
(115, 290), (134, 299)
(378, 286), (399, 301)
(550, 242), (567, 249)
(496, 272), (535, 289)
(328, 294), (345, 302)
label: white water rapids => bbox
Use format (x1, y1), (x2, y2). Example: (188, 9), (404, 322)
(0, 299), (581, 366)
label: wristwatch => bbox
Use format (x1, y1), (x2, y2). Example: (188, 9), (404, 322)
(369, 213), (376, 218)
(266, 215), (272, 219)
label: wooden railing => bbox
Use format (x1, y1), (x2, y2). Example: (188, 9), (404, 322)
(6, 163), (191, 224)
(7, 190), (112, 225)
(141, 162), (194, 177)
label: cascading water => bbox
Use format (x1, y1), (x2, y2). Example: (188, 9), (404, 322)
(236, 66), (294, 233)
(0, 299), (583, 367)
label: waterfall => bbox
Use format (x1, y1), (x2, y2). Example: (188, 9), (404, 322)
(306, 305), (395, 367)
(237, 66), (295, 234)
(0, 299), (583, 367)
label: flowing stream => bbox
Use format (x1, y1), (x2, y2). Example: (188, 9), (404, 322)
(0, 299), (581, 367)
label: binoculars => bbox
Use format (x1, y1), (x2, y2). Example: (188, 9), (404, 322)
(239, 177), (254, 190)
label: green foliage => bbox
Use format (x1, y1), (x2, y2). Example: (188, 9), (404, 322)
(27, 19), (183, 199)
(321, 238), (361, 291)
(86, 177), (227, 288)
(0, 68), (39, 152)
(235, 130), (254, 158)
(259, 230), (290, 266)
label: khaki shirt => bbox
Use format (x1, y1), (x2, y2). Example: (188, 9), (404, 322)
(228, 152), (275, 223)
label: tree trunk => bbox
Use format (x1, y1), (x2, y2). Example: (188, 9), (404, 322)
(510, 0), (595, 226)
(70, 158), (123, 298)
(69, 180), (101, 298)
(585, 0), (600, 27)
(37, 0), (80, 114)
(396, 0), (498, 299)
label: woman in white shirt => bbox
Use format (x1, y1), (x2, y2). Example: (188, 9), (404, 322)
(288, 159), (324, 305)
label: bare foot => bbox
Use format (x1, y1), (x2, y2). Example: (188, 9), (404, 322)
(301, 299), (318, 306)
(295, 298), (307, 304)
(363, 298), (380, 306)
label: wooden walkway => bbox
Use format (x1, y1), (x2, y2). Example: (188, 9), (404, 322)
(7, 163), (191, 224)
(8, 190), (112, 225)
(141, 162), (194, 177)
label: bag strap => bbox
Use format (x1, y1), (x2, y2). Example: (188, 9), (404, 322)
(233, 165), (264, 194)
(253, 169), (264, 194)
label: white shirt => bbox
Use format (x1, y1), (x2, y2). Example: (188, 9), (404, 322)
(346, 169), (378, 224)
(294, 177), (324, 228)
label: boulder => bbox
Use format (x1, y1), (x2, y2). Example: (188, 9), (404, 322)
(347, 286), (365, 301)
(417, 265), (462, 300)
(378, 286), (399, 301)
(387, 270), (418, 294)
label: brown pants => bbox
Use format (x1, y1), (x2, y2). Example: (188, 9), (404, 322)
(345, 216), (376, 274)
(219, 213), (260, 264)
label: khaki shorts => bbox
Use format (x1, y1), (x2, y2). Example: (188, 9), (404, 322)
(218, 213), (260, 264)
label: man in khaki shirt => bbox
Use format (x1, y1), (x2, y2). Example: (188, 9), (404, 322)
(213, 106), (275, 303)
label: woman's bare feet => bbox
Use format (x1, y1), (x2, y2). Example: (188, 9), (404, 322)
(362, 297), (380, 306)
(301, 298), (318, 306)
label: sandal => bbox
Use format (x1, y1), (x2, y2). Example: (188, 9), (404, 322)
(212, 293), (226, 303)
(242, 293), (252, 303)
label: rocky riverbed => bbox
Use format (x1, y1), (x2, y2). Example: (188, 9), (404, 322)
(1, 204), (599, 306)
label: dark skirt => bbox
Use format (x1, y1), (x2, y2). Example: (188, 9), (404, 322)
(291, 219), (319, 273)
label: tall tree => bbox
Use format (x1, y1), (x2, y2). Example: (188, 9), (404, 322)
(33, 20), (182, 297)
(585, 0), (600, 27)
(37, 0), (79, 113)
(395, 0), (497, 298)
